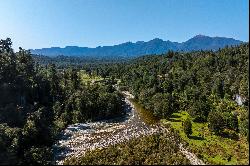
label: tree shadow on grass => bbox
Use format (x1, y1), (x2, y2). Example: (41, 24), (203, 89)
(219, 131), (239, 141)
(188, 135), (205, 140)
(170, 114), (182, 119)
(168, 118), (182, 122)
(168, 114), (182, 122)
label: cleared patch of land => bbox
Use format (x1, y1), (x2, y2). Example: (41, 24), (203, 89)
(79, 70), (103, 84)
(161, 111), (249, 165)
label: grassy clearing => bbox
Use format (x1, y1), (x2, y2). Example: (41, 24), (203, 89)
(161, 111), (249, 165)
(78, 70), (104, 84)
(78, 70), (121, 85)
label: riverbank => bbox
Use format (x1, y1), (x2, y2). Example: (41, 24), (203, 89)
(53, 93), (162, 165)
(53, 89), (207, 165)
(64, 128), (191, 165)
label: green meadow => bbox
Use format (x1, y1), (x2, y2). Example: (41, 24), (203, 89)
(161, 111), (249, 165)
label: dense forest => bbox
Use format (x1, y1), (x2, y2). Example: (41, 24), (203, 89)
(0, 38), (125, 164)
(62, 43), (249, 165)
(32, 54), (128, 69)
(0, 37), (249, 165)
(99, 44), (249, 139)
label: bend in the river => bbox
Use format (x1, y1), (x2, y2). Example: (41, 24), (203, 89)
(53, 88), (161, 165)
(53, 86), (205, 165)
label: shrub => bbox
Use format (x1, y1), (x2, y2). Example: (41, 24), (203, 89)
(183, 117), (192, 136)
(222, 129), (239, 140)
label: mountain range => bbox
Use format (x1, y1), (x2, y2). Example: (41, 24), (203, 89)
(30, 35), (243, 58)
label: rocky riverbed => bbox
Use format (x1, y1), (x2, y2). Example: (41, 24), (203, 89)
(53, 90), (205, 165)
(53, 92), (162, 165)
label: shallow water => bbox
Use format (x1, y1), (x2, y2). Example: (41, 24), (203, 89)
(53, 91), (160, 165)
(130, 98), (159, 125)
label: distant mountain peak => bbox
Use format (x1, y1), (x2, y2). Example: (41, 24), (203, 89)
(193, 34), (209, 38)
(151, 38), (164, 41)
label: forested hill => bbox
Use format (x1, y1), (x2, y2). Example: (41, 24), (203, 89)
(0, 37), (249, 165)
(30, 35), (243, 58)
(115, 43), (249, 137)
(0, 38), (125, 164)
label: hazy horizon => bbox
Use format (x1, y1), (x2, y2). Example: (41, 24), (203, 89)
(29, 34), (245, 50)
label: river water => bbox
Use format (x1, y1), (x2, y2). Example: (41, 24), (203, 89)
(53, 91), (160, 165)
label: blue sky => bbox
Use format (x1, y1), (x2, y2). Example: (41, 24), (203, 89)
(0, 0), (249, 51)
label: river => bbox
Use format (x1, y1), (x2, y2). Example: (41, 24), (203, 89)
(52, 90), (161, 165)
(52, 89), (205, 165)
